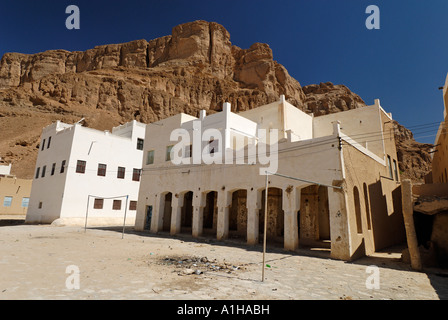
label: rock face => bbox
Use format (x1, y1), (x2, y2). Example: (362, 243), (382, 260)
(0, 20), (432, 180)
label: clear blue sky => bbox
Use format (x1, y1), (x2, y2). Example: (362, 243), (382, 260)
(1, 0), (447, 144)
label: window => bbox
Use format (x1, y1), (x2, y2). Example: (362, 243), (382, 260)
(51, 163), (56, 176)
(353, 187), (362, 234)
(393, 160), (399, 181)
(363, 184), (372, 230)
(137, 138), (144, 150)
(21, 197), (30, 208)
(94, 198), (104, 209)
(97, 163), (107, 177)
(38, 202), (43, 209)
(166, 145), (174, 161)
(129, 201), (137, 211)
(132, 168), (141, 182)
(185, 144), (192, 158)
(3, 196), (12, 207)
(60, 160), (66, 174)
(387, 155), (393, 179)
(35, 167), (40, 179)
(76, 160), (86, 174)
(47, 136), (52, 149)
(113, 200), (122, 210)
(117, 167), (125, 179)
(41, 165), (46, 178)
(41, 139), (45, 151)
(146, 150), (155, 165)
(209, 139), (219, 154)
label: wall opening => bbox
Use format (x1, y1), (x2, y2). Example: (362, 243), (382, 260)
(162, 192), (172, 232)
(203, 191), (218, 235)
(363, 183), (372, 230)
(353, 187), (363, 234)
(260, 187), (284, 246)
(144, 205), (152, 231)
(229, 189), (248, 241)
(181, 191), (193, 233)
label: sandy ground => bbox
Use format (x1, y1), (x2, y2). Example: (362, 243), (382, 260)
(1, 223), (448, 301)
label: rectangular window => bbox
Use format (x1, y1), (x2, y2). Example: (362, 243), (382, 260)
(129, 201), (137, 211)
(387, 155), (393, 179)
(132, 168), (141, 182)
(117, 166), (126, 179)
(51, 163), (56, 176)
(76, 160), (86, 174)
(113, 200), (122, 210)
(393, 160), (399, 181)
(209, 139), (219, 154)
(185, 144), (192, 158)
(166, 145), (174, 161)
(146, 150), (155, 165)
(60, 160), (66, 174)
(94, 198), (104, 209)
(35, 167), (40, 179)
(38, 202), (43, 209)
(97, 163), (107, 177)
(41, 139), (45, 151)
(21, 197), (30, 208)
(3, 196), (12, 207)
(137, 138), (144, 150)
(41, 165), (46, 178)
(47, 136), (52, 149)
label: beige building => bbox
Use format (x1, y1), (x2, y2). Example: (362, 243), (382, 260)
(432, 73), (448, 182)
(135, 97), (405, 261)
(0, 161), (32, 219)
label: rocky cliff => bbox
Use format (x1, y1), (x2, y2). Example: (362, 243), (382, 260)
(0, 20), (432, 181)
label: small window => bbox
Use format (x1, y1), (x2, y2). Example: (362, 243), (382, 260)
(185, 144), (192, 158)
(137, 138), (144, 150)
(117, 167), (126, 179)
(94, 198), (104, 209)
(129, 201), (137, 211)
(393, 160), (399, 181)
(41, 165), (46, 178)
(3, 196), (12, 207)
(387, 155), (393, 179)
(97, 163), (107, 177)
(113, 200), (122, 210)
(38, 202), (43, 209)
(209, 139), (219, 154)
(132, 168), (141, 182)
(146, 150), (155, 165)
(76, 160), (86, 174)
(35, 167), (40, 179)
(166, 145), (174, 161)
(60, 160), (66, 174)
(21, 197), (30, 208)
(47, 136), (52, 149)
(41, 139), (46, 151)
(51, 163), (56, 176)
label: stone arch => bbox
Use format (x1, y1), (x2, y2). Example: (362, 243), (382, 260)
(161, 192), (172, 232)
(229, 189), (248, 241)
(259, 186), (284, 246)
(180, 191), (194, 233)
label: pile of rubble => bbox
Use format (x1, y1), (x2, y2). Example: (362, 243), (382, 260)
(157, 255), (245, 276)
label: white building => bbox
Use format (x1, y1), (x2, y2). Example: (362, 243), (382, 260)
(0, 158), (12, 176)
(26, 120), (146, 226)
(135, 96), (405, 261)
